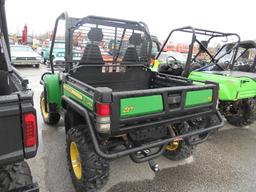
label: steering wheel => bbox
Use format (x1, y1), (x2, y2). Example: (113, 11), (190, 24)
(166, 56), (177, 64)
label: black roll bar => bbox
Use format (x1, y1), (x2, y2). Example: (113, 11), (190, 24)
(63, 95), (224, 161)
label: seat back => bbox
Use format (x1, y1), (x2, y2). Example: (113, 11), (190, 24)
(79, 28), (104, 65)
(122, 33), (142, 63)
(122, 47), (139, 62)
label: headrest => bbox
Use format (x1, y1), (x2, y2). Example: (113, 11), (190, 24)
(87, 28), (103, 42)
(129, 33), (142, 46)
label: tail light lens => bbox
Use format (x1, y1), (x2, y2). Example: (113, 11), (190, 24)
(96, 103), (111, 134)
(23, 112), (37, 147)
(96, 103), (110, 116)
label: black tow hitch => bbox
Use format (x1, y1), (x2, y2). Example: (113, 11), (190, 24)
(135, 149), (160, 172)
(148, 159), (160, 172)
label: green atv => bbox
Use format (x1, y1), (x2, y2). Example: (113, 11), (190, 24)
(155, 26), (256, 126)
(40, 15), (223, 192)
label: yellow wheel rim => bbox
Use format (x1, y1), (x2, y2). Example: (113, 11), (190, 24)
(70, 142), (82, 180)
(41, 96), (49, 118)
(166, 140), (180, 151)
(166, 125), (181, 151)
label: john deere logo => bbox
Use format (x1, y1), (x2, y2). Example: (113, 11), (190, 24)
(123, 106), (135, 113)
(208, 96), (212, 101)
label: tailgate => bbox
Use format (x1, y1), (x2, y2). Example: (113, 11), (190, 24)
(0, 94), (24, 165)
(119, 89), (213, 118)
(63, 78), (218, 134)
(111, 83), (218, 134)
(120, 95), (164, 118)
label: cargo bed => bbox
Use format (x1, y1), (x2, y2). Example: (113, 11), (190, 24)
(65, 64), (219, 135)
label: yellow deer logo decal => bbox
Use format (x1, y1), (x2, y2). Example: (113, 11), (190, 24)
(123, 106), (135, 113)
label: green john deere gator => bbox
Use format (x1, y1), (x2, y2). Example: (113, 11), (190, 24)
(156, 26), (256, 126)
(40, 15), (223, 192)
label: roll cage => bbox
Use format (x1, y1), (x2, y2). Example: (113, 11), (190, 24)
(49, 12), (153, 74)
(156, 26), (240, 77)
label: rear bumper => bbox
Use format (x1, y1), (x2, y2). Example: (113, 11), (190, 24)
(63, 96), (224, 162)
(12, 60), (40, 65)
(0, 150), (24, 167)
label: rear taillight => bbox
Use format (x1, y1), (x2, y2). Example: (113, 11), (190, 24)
(96, 103), (111, 134)
(23, 113), (37, 147)
(96, 103), (110, 116)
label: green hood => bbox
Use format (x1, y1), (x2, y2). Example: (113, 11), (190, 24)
(189, 71), (256, 101)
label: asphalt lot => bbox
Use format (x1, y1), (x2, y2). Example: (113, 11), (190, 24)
(17, 65), (256, 192)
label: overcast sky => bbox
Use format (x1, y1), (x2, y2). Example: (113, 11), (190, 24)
(5, 0), (256, 40)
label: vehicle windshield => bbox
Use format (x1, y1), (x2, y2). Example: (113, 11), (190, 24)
(235, 46), (256, 64)
(212, 43), (236, 63)
(196, 41), (239, 72)
(232, 44), (256, 71)
(11, 46), (33, 52)
(193, 38), (237, 64)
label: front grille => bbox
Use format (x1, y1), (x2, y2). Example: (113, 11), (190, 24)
(16, 57), (36, 60)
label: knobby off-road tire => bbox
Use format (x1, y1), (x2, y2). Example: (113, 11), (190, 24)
(226, 98), (256, 126)
(164, 123), (193, 161)
(188, 114), (221, 142)
(66, 125), (109, 192)
(0, 161), (33, 192)
(40, 91), (60, 125)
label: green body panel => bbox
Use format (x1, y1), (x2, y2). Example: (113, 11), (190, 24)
(185, 89), (213, 108)
(189, 71), (256, 101)
(63, 84), (94, 111)
(43, 73), (62, 108)
(120, 95), (163, 118)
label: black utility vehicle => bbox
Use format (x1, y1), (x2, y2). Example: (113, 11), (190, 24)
(0, 0), (39, 191)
